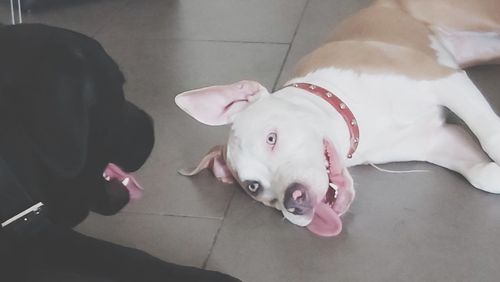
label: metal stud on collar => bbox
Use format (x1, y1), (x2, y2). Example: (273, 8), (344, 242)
(286, 82), (360, 159)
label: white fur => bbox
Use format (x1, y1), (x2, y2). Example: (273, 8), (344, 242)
(282, 69), (500, 192)
(429, 35), (460, 69)
(287, 69), (444, 166)
(227, 90), (337, 225)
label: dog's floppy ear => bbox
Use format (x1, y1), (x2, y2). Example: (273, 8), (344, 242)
(178, 145), (235, 184)
(26, 72), (90, 179)
(175, 80), (269, 126)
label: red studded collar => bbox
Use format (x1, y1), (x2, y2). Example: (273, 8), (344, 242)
(285, 83), (359, 159)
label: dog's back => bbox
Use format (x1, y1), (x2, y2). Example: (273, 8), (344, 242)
(396, 0), (500, 32)
(293, 0), (500, 80)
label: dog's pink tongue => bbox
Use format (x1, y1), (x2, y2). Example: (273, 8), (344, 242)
(307, 202), (342, 237)
(104, 163), (144, 200)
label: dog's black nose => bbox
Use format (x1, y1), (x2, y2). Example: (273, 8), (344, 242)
(284, 182), (312, 215)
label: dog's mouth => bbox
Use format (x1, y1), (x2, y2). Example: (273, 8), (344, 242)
(306, 139), (349, 236)
(102, 163), (144, 200)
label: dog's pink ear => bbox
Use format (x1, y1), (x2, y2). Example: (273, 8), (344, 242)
(175, 80), (268, 126)
(178, 145), (235, 184)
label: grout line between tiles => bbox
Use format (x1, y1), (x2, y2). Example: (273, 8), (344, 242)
(272, 0), (311, 92)
(118, 210), (223, 221)
(201, 190), (237, 269)
(90, 33), (291, 45)
(175, 38), (290, 45)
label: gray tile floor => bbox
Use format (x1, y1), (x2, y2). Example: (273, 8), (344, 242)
(2, 0), (500, 281)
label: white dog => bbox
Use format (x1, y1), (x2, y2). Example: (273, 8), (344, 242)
(175, 0), (500, 236)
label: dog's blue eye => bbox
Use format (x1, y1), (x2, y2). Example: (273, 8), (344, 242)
(247, 181), (261, 193)
(267, 132), (277, 145)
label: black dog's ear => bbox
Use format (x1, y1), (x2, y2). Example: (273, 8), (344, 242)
(25, 65), (90, 179)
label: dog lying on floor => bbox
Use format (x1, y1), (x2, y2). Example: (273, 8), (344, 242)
(0, 23), (239, 282)
(175, 0), (500, 237)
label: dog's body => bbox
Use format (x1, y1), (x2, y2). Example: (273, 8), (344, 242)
(0, 24), (239, 281)
(175, 0), (500, 237)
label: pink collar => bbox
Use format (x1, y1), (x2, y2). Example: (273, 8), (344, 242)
(286, 83), (359, 158)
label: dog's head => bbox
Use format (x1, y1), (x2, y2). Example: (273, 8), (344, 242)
(175, 80), (355, 236)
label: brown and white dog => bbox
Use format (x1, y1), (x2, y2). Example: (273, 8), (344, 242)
(174, 0), (500, 237)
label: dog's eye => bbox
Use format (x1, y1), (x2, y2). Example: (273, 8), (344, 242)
(246, 181), (261, 193)
(266, 132), (277, 145)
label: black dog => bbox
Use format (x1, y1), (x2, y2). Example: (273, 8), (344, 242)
(0, 23), (240, 282)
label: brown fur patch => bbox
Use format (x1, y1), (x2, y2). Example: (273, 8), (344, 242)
(399, 0), (500, 32)
(292, 4), (458, 80)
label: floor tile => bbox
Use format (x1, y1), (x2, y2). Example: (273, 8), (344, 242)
(75, 212), (222, 268)
(467, 65), (500, 109)
(97, 0), (307, 43)
(0, 3), (13, 24)
(276, 0), (372, 87)
(92, 36), (288, 217)
(1, 0), (126, 36)
(207, 164), (500, 282)
(94, 36), (289, 98)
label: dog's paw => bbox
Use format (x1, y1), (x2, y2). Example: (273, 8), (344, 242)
(467, 162), (500, 194)
(483, 133), (500, 165)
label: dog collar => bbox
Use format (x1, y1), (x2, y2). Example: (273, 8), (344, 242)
(1, 202), (45, 228)
(286, 83), (359, 158)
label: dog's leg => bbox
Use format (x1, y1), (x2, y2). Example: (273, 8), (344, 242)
(436, 72), (500, 165)
(427, 72), (500, 192)
(400, 0), (500, 67)
(424, 124), (500, 193)
(434, 28), (500, 68)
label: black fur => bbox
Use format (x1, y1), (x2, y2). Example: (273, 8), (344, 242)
(0, 24), (239, 282)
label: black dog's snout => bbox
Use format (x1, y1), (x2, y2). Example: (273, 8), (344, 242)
(109, 101), (155, 172)
(284, 183), (312, 215)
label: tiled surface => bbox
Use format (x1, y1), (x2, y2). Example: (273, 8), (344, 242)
(277, 0), (371, 87)
(92, 36), (288, 217)
(97, 0), (308, 43)
(208, 163), (500, 282)
(7, 0), (500, 281)
(75, 212), (222, 268)
(1, 0), (125, 35)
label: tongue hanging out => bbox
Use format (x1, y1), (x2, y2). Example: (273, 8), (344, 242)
(304, 138), (353, 237)
(307, 184), (342, 236)
(307, 200), (342, 236)
(103, 163), (144, 200)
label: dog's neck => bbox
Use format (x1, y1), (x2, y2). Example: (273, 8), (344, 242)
(273, 80), (353, 161)
(286, 82), (359, 158)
